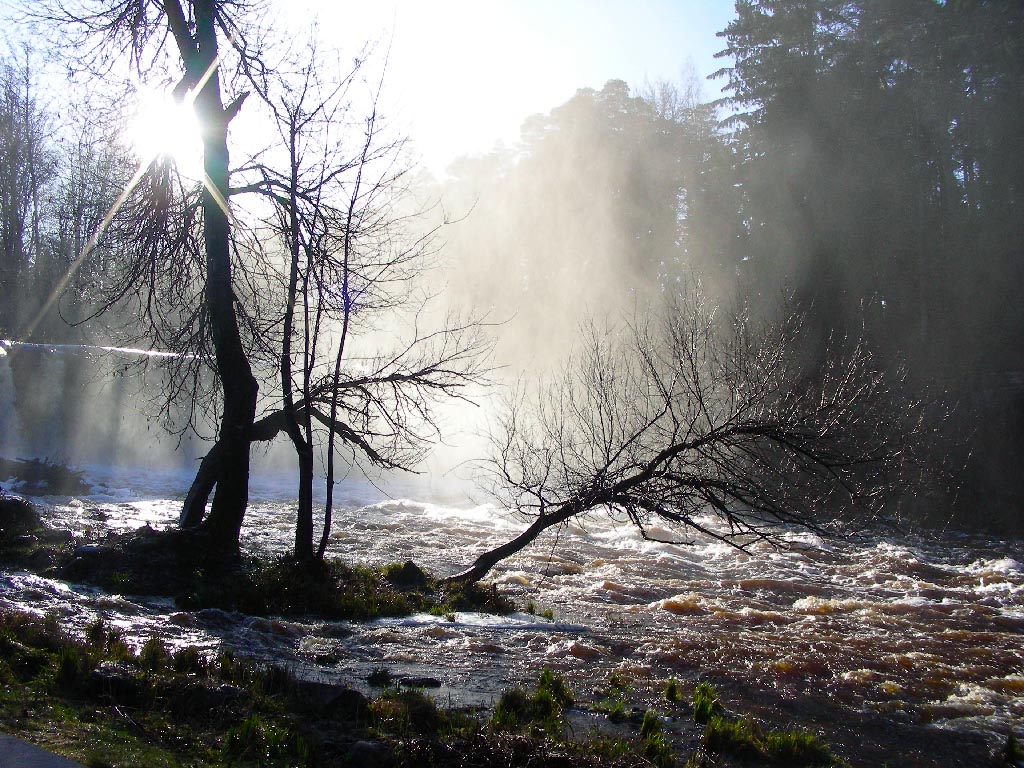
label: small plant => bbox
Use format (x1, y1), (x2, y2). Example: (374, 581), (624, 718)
(371, 688), (444, 735)
(55, 646), (85, 691)
(1005, 733), (1024, 764)
(85, 618), (107, 649)
(524, 600), (537, 615)
(603, 696), (628, 723)
(537, 666), (574, 707)
(223, 714), (310, 764)
(640, 710), (675, 768)
(367, 667), (394, 687)
(171, 646), (205, 674)
(763, 728), (834, 765)
(491, 668), (574, 734)
(539, 607), (555, 620)
(664, 678), (682, 702)
(583, 735), (631, 760)
(138, 638), (169, 673)
(705, 715), (764, 760)
(692, 681), (722, 724)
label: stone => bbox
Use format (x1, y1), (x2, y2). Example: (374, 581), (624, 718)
(345, 740), (395, 768)
(0, 496), (40, 542)
(386, 560), (428, 588)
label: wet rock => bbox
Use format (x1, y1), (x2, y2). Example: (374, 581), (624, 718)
(88, 661), (148, 706)
(23, 547), (57, 571)
(73, 543), (116, 558)
(0, 496), (40, 542)
(294, 681), (370, 721)
(345, 740), (395, 768)
(386, 560), (428, 588)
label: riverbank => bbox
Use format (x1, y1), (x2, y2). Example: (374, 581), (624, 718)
(0, 604), (859, 767)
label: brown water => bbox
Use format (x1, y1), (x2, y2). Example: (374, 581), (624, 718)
(1, 464), (1021, 766)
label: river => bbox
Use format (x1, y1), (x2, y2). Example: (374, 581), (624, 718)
(1, 462), (1021, 766)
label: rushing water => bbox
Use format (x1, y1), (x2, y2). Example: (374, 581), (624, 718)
(1, 463), (1021, 766)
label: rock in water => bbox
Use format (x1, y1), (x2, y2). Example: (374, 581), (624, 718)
(0, 495), (40, 543)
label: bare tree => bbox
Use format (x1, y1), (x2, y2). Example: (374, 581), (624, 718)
(163, 41), (494, 562)
(448, 293), (924, 584)
(33, 0), (263, 550)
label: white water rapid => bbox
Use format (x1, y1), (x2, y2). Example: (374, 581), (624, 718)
(0, 463), (1021, 766)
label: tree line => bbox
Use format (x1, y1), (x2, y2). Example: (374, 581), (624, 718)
(435, 0), (1024, 533)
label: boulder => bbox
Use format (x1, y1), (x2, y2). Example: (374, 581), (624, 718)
(345, 740), (395, 768)
(0, 496), (40, 543)
(386, 560), (428, 588)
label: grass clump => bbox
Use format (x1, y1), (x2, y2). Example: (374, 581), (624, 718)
(371, 688), (447, 736)
(664, 678), (682, 703)
(182, 557), (514, 621)
(762, 729), (835, 764)
(640, 710), (675, 768)
(492, 667), (574, 734)
(692, 681), (722, 724)
(705, 715), (764, 760)
(138, 637), (169, 672)
(366, 667), (394, 688)
(1004, 733), (1023, 764)
(597, 671), (630, 723)
(184, 559), (419, 619)
(223, 713), (310, 765)
(705, 714), (834, 765)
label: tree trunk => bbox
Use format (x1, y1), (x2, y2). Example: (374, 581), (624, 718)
(444, 505), (578, 586)
(181, 410), (291, 528)
(180, 442), (223, 528)
(185, 0), (258, 551)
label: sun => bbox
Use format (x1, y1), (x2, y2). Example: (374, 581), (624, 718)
(127, 86), (205, 180)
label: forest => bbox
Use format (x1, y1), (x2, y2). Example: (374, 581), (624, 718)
(0, 2), (1022, 767)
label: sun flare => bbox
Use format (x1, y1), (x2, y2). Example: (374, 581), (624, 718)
(127, 88), (204, 179)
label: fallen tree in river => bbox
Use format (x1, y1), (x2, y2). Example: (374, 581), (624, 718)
(447, 295), (931, 585)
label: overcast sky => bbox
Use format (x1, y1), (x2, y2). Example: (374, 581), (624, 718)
(297, 0), (738, 173)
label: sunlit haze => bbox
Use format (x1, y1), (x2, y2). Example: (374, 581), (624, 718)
(291, 0), (736, 173)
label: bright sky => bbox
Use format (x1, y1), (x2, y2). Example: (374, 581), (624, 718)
(293, 0), (738, 173)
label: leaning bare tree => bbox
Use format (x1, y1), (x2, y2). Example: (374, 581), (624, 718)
(449, 293), (924, 584)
